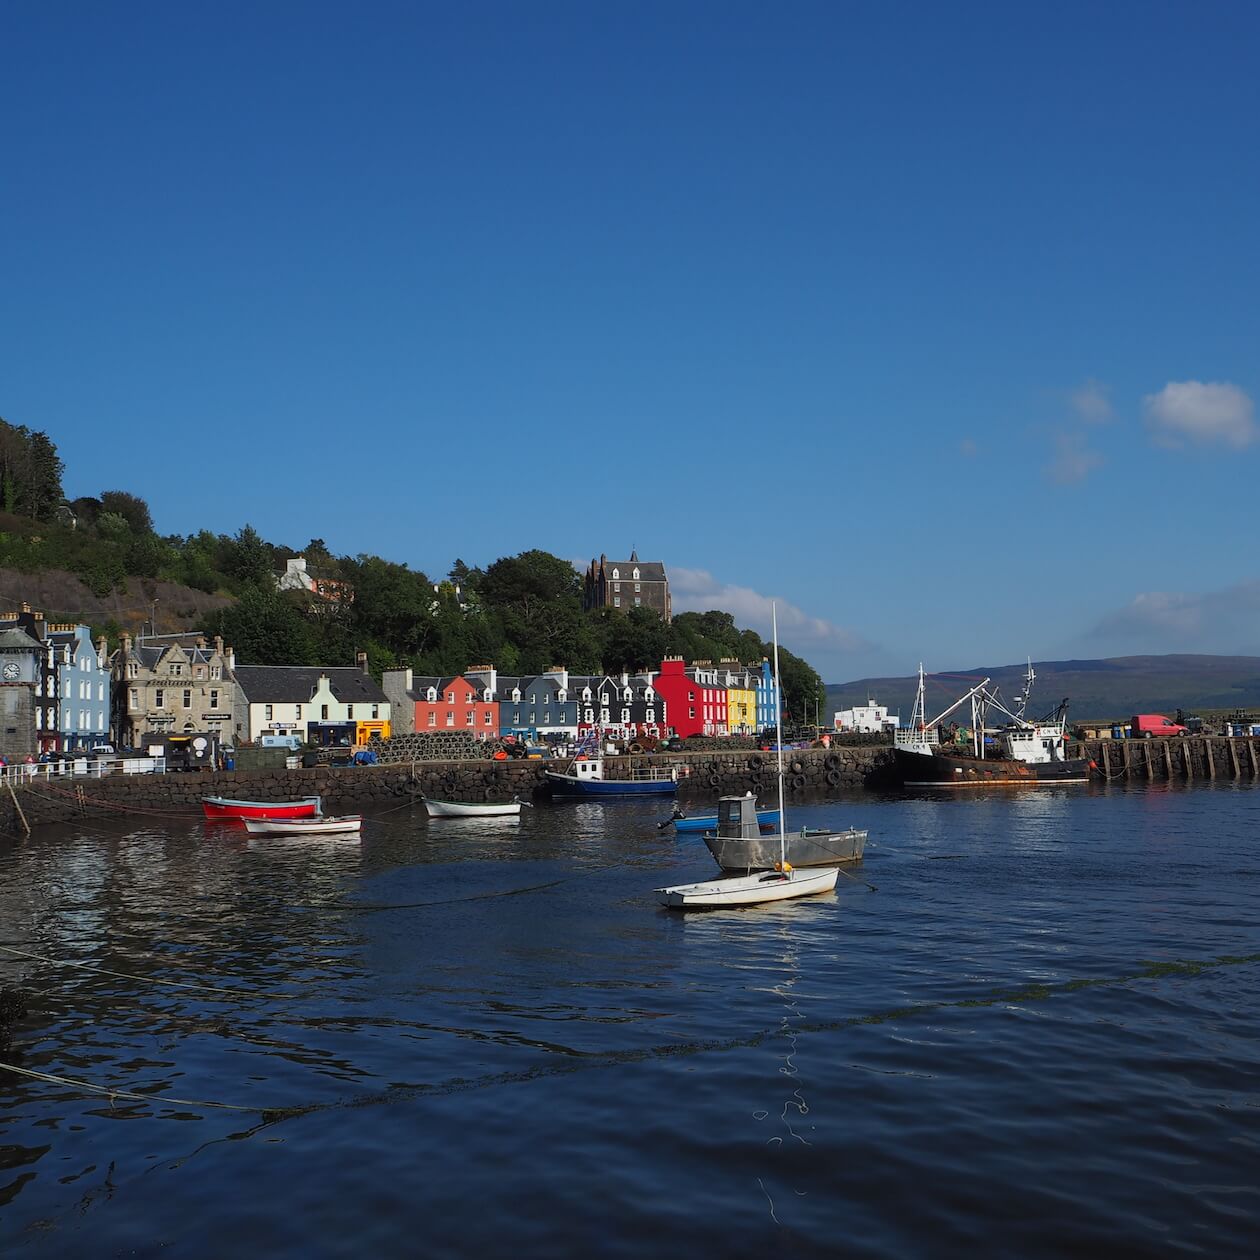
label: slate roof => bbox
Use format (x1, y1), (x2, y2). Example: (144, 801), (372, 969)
(234, 665), (387, 704)
(604, 559), (666, 582)
(0, 627), (42, 651)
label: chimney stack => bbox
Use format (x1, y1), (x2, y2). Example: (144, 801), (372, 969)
(356, 651), (369, 674)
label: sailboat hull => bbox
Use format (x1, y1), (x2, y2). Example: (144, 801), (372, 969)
(657, 867), (839, 909)
(704, 827), (866, 872)
(893, 748), (1090, 787)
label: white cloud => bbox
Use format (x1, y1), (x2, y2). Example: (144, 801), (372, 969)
(1082, 578), (1260, 655)
(1143, 380), (1256, 449)
(1070, 378), (1114, 423)
(670, 567), (870, 653)
(1045, 432), (1104, 485)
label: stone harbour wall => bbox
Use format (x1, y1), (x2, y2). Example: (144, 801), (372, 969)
(1, 746), (897, 834)
(7, 738), (1255, 835)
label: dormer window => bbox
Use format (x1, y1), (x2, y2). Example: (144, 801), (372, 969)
(612, 568), (619, 579)
(557, 689), (567, 703)
(427, 687), (437, 702)
(484, 689), (492, 702)
(633, 567), (639, 580)
(624, 689), (632, 701)
(645, 689), (654, 702)
(582, 688), (591, 702)
(511, 689), (521, 703)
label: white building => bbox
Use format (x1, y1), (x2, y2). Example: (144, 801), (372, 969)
(233, 658), (390, 746)
(833, 698), (899, 733)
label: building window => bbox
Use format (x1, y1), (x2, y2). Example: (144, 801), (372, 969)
(264, 704), (273, 720)
(428, 712), (437, 727)
(346, 705), (354, 720)
(171, 664), (183, 677)
(321, 705), (329, 720)
(634, 583), (640, 592)
(689, 707), (695, 719)
(585, 708), (593, 722)
(130, 688), (139, 709)
(156, 689), (165, 709)
(622, 708), (630, 722)
(484, 711), (493, 726)
(183, 689), (192, 709)
(295, 705), (302, 720)
(371, 704), (379, 719)
(614, 582), (620, 592)
(646, 708), (655, 722)
(210, 689), (219, 709)
(466, 710), (475, 726)
(446, 712), (454, 727)
(634, 598), (640, 606)
(613, 597), (620, 607)
(211, 665), (221, 681)
(447, 691), (455, 703)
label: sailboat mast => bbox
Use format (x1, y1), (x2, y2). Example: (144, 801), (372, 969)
(773, 603), (787, 870)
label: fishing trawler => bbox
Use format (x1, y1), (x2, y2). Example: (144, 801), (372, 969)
(892, 662), (1090, 788)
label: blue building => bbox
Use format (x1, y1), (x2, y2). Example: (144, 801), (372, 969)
(46, 623), (111, 751)
(753, 658), (780, 734)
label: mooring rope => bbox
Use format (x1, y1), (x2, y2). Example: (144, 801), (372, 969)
(0, 1060), (304, 1117)
(0, 943), (300, 1002)
(3, 949), (1255, 1123)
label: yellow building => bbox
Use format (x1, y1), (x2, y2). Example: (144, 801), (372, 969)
(726, 684), (756, 734)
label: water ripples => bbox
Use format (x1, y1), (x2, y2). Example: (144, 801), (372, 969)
(2, 784), (1259, 1254)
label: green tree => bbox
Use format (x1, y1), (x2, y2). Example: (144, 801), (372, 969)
(206, 587), (320, 665)
(221, 524), (274, 589)
(99, 490), (153, 535)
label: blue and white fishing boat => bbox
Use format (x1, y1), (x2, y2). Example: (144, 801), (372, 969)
(544, 756), (678, 798)
(662, 803), (781, 833)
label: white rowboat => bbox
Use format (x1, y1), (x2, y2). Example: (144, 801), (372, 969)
(424, 797), (523, 818)
(243, 815), (362, 836)
(657, 867), (839, 909)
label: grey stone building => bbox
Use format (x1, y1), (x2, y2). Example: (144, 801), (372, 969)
(0, 625), (44, 761)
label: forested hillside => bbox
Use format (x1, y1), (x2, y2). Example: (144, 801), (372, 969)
(0, 418), (825, 719)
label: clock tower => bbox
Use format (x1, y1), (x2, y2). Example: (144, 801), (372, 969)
(0, 624), (42, 761)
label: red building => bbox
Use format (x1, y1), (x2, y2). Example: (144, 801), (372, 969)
(382, 669), (499, 738)
(655, 657), (730, 738)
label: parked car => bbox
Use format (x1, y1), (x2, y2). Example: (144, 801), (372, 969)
(1130, 714), (1189, 738)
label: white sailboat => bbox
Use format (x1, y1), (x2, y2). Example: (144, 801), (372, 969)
(656, 605), (841, 910)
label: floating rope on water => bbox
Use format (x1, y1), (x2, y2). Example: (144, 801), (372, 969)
(0, 1060), (305, 1118)
(0, 943), (299, 1002)
(3, 950), (1256, 1123)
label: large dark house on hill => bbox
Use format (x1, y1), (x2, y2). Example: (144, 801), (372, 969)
(583, 551), (671, 621)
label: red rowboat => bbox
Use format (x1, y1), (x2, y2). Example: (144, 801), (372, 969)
(202, 795), (322, 821)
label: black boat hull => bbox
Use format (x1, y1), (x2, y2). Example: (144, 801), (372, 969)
(894, 747), (1091, 787)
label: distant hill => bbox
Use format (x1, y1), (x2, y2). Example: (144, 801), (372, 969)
(825, 655), (1260, 724)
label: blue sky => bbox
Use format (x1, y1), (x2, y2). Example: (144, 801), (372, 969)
(3, 1), (1258, 682)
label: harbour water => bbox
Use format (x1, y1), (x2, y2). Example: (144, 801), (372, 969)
(2, 782), (1259, 1256)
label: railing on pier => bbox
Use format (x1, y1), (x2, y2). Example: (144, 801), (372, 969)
(0, 756), (167, 784)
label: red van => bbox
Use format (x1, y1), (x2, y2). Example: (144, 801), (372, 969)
(1130, 714), (1189, 738)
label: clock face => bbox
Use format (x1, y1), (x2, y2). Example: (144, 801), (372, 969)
(2, 661), (20, 680)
